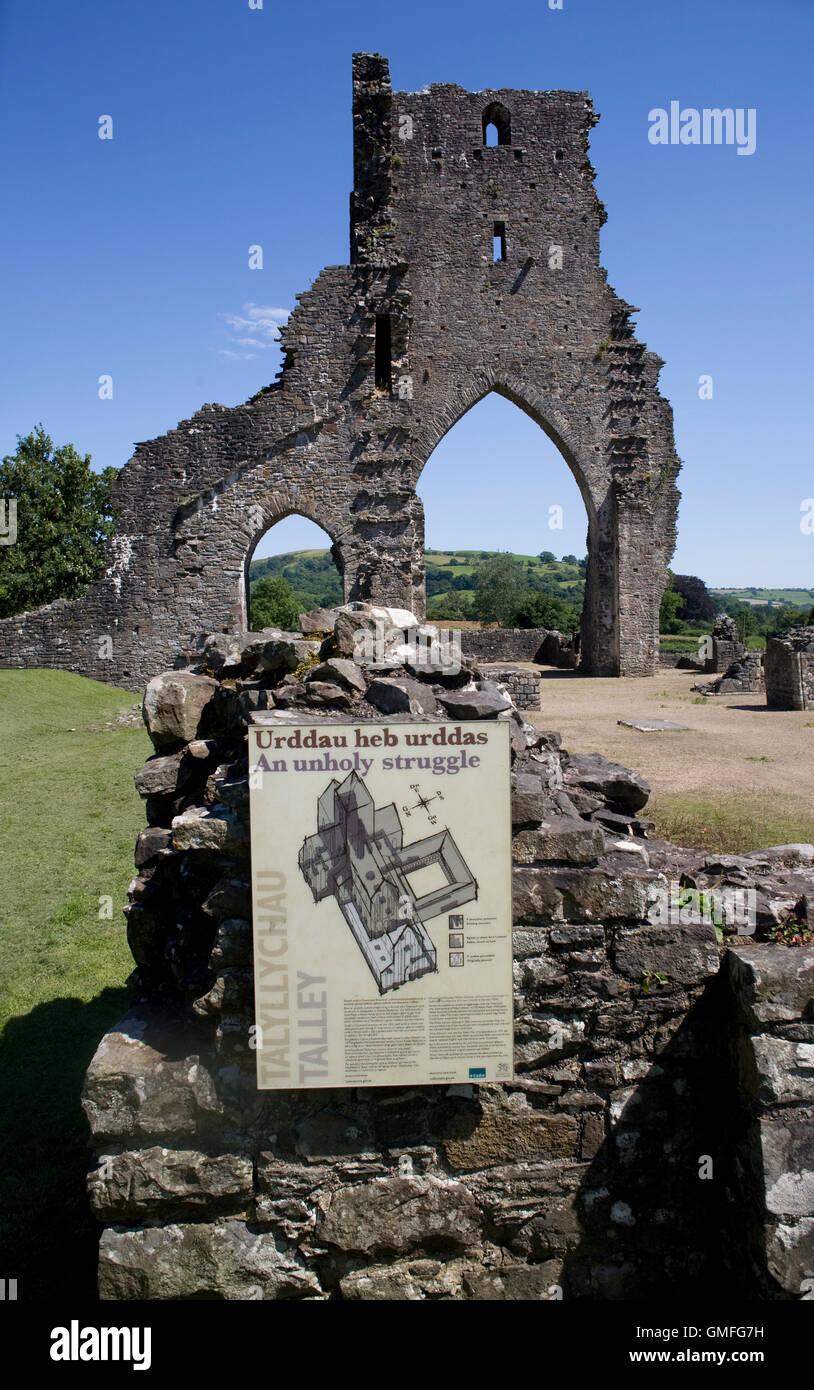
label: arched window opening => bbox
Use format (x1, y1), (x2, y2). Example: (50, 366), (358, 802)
(482, 102), (511, 147)
(246, 515), (343, 631)
(417, 392), (588, 646)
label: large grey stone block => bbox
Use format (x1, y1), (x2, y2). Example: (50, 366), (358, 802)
(98, 1221), (321, 1300)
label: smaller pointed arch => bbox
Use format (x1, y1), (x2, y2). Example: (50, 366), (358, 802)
(482, 102), (511, 146)
(244, 512), (344, 631)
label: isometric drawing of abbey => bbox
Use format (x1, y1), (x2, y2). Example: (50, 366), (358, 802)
(298, 771), (478, 994)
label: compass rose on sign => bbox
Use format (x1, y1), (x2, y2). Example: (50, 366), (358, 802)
(402, 783), (444, 825)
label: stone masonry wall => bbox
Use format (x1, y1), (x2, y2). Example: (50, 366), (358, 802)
(704, 613), (746, 676)
(461, 629), (577, 668)
(0, 53), (680, 688)
(461, 629), (549, 663)
(481, 665), (541, 710)
(727, 944), (814, 1296)
(765, 630), (814, 711)
(80, 608), (814, 1300)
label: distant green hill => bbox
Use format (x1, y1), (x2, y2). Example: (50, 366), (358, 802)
(710, 587), (814, 609)
(248, 551), (813, 632)
(250, 549), (344, 610)
(249, 547), (587, 619)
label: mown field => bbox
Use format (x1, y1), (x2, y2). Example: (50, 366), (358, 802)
(0, 670), (149, 1300)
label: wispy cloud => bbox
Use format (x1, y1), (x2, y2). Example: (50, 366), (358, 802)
(217, 303), (290, 359)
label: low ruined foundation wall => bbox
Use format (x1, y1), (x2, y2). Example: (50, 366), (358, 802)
(461, 629), (549, 663)
(461, 629), (577, 668)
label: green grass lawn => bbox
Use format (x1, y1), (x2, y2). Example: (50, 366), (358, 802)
(0, 670), (149, 1301)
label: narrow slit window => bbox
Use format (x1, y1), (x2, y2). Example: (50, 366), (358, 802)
(374, 314), (392, 390)
(493, 221), (506, 262)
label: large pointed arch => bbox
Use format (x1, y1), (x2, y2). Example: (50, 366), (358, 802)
(411, 378), (615, 667)
(411, 375), (601, 527)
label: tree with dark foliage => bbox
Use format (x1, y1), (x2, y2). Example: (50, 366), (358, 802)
(672, 573), (716, 624)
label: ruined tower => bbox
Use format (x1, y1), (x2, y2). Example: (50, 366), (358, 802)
(0, 54), (680, 684)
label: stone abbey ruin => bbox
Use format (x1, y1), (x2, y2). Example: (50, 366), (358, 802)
(0, 52), (681, 688)
(5, 54), (812, 1302)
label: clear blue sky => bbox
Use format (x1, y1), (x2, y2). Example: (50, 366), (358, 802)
(1, 0), (812, 586)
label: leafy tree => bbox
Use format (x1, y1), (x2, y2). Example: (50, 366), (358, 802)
(427, 588), (472, 621)
(720, 599), (762, 640)
(472, 553), (527, 625)
(249, 549), (342, 607)
(249, 575), (300, 630)
(672, 573), (715, 624)
(659, 575), (684, 634)
(769, 606), (813, 636)
(515, 591), (580, 631)
(425, 563), (450, 596)
(538, 551), (556, 564)
(0, 426), (116, 619)
(561, 554), (578, 567)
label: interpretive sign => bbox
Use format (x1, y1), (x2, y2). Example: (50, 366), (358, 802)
(248, 719), (514, 1089)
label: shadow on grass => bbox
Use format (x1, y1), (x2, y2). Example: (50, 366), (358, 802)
(0, 987), (129, 1302)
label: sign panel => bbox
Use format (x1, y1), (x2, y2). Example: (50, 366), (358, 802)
(248, 719), (514, 1089)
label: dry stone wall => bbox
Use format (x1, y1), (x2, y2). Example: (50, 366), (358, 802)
(81, 606), (814, 1300)
(0, 53), (679, 688)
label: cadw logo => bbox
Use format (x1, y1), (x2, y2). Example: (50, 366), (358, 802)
(50, 1321), (151, 1371)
